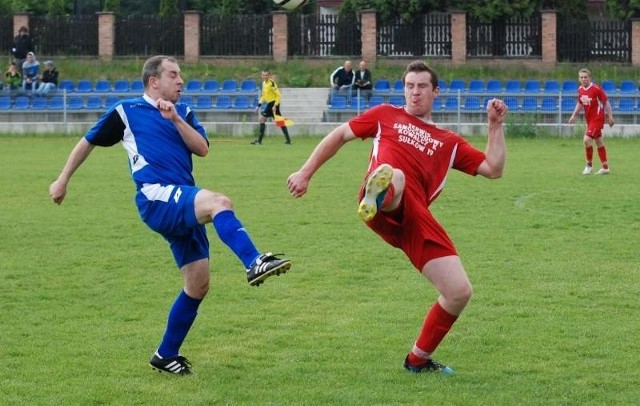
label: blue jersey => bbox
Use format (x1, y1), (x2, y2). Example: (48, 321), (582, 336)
(85, 95), (207, 190)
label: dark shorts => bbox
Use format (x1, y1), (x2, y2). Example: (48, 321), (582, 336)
(260, 101), (282, 119)
(136, 184), (209, 269)
(359, 181), (457, 271)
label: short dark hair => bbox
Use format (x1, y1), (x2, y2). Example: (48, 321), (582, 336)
(142, 55), (178, 87)
(19, 26), (29, 34)
(402, 60), (439, 89)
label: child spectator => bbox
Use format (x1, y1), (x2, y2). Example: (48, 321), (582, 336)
(3, 62), (22, 91)
(21, 52), (40, 93)
(36, 60), (59, 95)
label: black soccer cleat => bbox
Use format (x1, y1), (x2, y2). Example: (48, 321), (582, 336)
(246, 252), (291, 286)
(403, 355), (454, 376)
(149, 352), (192, 376)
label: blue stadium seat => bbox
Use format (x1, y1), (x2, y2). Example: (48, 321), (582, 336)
(186, 79), (202, 93)
(86, 96), (103, 109)
(523, 80), (541, 94)
(113, 80), (129, 93)
(373, 79), (391, 93)
(464, 96), (482, 110)
(448, 79), (466, 94)
(240, 79), (257, 93)
(540, 97), (557, 112)
(329, 96), (347, 110)
(368, 95), (385, 108)
(560, 97), (576, 112)
(180, 95), (193, 106)
(67, 96), (84, 110)
(195, 96), (213, 109)
(13, 96), (30, 110)
(503, 96), (519, 111)
(467, 79), (484, 93)
(130, 80), (144, 92)
(617, 97), (635, 112)
(31, 97), (47, 110)
(95, 80), (111, 93)
(486, 79), (502, 93)
(76, 80), (93, 93)
(105, 96), (120, 109)
(619, 80), (636, 94)
(392, 79), (404, 93)
(601, 80), (616, 94)
(505, 80), (521, 93)
(203, 79), (219, 92)
(437, 79), (446, 93)
(561, 80), (578, 94)
(432, 97), (443, 111)
(221, 79), (238, 93)
(389, 96), (404, 106)
(444, 97), (459, 111)
(233, 95), (252, 109)
(48, 96), (65, 110)
(215, 95), (232, 109)
(543, 80), (560, 94)
(521, 97), (538, 111)
(351, 96), (367, 110)
(0, 96), (11, 110)
(58, 80), (75, 93)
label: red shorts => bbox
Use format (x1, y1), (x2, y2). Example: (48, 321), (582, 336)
(585, 120), (605, 138)
(359, 182), (457, 271)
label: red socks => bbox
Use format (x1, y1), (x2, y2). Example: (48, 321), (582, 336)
(585, 146), (593, 165)
(598, 146), (608, 169)
(407, 301), (458, 364)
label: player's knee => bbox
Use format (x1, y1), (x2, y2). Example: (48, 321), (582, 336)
(449, 282), (473, 308)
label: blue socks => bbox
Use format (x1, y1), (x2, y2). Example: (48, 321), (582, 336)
(212, 209), (260, 268)
(157, 290), (202, 358)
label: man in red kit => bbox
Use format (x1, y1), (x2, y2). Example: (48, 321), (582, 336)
(568, 68), (615, 175)
(286, 61), (507, 375)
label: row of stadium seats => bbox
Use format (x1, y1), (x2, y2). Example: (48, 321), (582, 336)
(372, 78), (640, 95)
(48, 78), (259, 94)
(0, 95), (258, 111)
(328, 95), (640, 113)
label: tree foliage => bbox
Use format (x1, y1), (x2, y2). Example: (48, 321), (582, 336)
(606, 0), (640, 19)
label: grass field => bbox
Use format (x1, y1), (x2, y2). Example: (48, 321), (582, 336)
(1, 134), (639, 405)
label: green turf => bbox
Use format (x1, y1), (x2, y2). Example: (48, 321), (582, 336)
(1, 135), (639, 404)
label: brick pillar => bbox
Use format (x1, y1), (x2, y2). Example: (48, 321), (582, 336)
(184, 11), (201, 63)
(359, 9), (377, 64)
(632, 19), (640, 66)
(13, 13), (30, 37)
(450, 10), (466, 65)
(541, 9), (557, 64)
(97, 12), (115, 62)
(272, 11), (288, 62)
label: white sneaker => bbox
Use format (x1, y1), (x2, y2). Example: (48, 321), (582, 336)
(595, 168), (610, 175)
(582, 165), (592, 175)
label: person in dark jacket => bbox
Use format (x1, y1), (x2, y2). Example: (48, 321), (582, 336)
(11, 26), (34, 74)
(36, 60), (59, 95)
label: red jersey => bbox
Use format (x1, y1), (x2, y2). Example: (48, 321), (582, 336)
(348, 104), (485, 207)
(578, 83), (608, 124)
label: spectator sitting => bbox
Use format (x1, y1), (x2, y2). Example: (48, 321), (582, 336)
(3, 62), (22, 91)
(11, 26), (34, 75)
(354, 60), (372, 98)
(36, 60), (59, 95)
(330, 60), (354, 95)
(21, 52), (40, 93)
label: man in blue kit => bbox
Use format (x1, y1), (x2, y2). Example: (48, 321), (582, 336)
(49, 55), (291, 376)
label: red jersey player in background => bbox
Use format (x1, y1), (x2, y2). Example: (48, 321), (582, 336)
(287, 60), (507, 375)
(568, 68), (615, 175)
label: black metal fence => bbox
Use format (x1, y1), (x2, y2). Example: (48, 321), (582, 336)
(29, 15), (99, 56)
(378, 13), (451, 57)
(201, 14), (272, 56)
(557, 18), (630, 63)
(467, 15), (542, 57)
(289, 13), (360, 57)
(115, 15), (183, 56)
(3, 12), (634, 62)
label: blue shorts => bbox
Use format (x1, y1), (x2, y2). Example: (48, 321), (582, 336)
(135, 184), (209, 269)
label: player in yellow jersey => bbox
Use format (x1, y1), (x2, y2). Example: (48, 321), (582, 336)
(251, 70), (292, 145)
